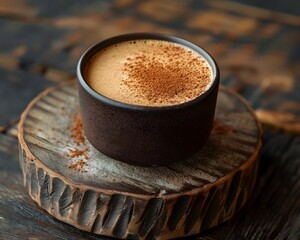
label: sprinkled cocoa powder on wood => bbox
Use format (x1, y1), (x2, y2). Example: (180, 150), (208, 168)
(213, 119), (233, 135)
(65, 148), (89, 158)
(68, 159), (87, 173)
(68, 111), (85, 146)
(66, 111), (89, 173)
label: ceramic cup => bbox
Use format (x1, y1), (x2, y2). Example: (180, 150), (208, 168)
(77, 33), (220, 167)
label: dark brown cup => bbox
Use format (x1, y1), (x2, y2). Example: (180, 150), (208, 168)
(77, 33), (220, 167)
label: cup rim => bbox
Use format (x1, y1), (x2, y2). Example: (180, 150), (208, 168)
(77, 32), (220, 111)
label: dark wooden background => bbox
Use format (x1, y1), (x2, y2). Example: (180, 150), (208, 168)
(0, 0), (299, 239)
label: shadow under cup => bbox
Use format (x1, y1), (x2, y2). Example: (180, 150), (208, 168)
(77, 33), (220, 167)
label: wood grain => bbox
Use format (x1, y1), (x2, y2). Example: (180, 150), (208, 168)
(0, 135), (106, 240)
(18, 83), (262, 239)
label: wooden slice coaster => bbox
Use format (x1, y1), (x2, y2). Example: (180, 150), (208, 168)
(18, 82), (262, 240)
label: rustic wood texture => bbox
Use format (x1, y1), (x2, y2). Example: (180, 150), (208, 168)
(0, 0), (299, 239)
(0, 134), (105, 240)
(18, 82), (262, 239)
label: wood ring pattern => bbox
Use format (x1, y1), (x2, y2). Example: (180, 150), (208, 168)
(18, 82), (262, 239)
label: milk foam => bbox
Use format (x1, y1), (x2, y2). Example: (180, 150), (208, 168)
(85, 39), (213, 106)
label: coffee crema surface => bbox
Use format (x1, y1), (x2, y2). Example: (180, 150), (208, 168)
(85, 39), (213, 106)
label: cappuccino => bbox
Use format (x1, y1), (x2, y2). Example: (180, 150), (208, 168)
(85, 39), (213, 106)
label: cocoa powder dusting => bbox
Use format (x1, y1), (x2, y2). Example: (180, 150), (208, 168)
(213, 119), (233, 135)
(122, 43), (212, 106)
(68, 159), (87, 173)
(68, 112), (85, 146)
(66, 111), (89, 173)
(65, 148), (89, 159)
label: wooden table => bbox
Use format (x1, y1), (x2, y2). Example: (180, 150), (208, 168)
(0, 0), (299, 239)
